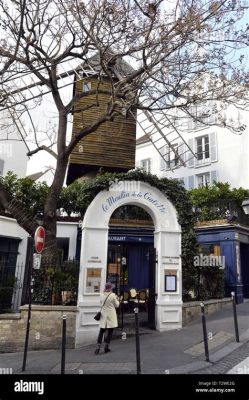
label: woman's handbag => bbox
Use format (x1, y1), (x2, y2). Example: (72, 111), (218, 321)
(94, 293), (111, 321)
(94, 311), (101, 321)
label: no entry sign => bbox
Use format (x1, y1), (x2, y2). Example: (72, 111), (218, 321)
(34, 226), (46, 254)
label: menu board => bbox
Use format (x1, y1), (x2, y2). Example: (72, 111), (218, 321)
(164, 270), (177, 292)
(85, 268), (101, 293)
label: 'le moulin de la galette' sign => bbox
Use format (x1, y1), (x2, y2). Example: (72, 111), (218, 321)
(101, 191), (166, 214)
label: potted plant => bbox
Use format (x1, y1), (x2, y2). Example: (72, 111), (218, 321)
(60, 262), (79, 305)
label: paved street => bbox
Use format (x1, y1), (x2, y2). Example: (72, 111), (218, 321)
(1, 300), (249, 375)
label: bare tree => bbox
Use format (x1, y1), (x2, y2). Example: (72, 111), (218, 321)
(0, 0), (249, 254)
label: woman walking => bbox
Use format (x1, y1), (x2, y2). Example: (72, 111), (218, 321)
(94, 282), (119, 354)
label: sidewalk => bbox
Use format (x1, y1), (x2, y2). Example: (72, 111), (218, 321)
(1, 300), (249, 374)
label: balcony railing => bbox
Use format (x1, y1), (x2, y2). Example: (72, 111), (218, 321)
(193, 200), (249, 227)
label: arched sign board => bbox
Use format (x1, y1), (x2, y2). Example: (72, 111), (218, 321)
(76, 180), (182, 347)
(34, 226), (46, 254)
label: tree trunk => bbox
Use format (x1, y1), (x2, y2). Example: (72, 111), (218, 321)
(42, 111), (69, 259)
(42, 155), (68, 259)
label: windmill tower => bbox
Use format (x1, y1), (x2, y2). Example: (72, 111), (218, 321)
(66, 53), (137, 184)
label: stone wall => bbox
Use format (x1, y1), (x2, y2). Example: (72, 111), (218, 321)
(182, 298), (232, 326)
(0, 300), (233, 352)
(0, 305), (77, 353)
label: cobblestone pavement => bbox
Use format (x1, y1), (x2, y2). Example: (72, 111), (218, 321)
(193, 342), (249, 374)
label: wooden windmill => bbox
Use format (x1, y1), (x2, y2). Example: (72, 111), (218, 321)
(66, 53), (137, 184)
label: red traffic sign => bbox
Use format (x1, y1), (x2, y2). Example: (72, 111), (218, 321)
(34, 226), (46, 254)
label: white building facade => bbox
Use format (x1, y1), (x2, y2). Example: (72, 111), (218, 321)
(136, 106), (249, 189)
(0, 111), (29, 179)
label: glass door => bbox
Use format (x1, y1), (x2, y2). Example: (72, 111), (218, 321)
(107, 244), (128, 295)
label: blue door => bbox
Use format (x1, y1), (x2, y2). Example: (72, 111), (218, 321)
(127, 244), (150, 290)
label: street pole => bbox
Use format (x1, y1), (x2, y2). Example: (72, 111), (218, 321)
(61, 314), (67, 374)
(200, 302), (209, 362)
(22, 225), (45, 372)
(134, 307), (141, 374)
(22, 261), (33, 372)
(231, 292), (239, 343)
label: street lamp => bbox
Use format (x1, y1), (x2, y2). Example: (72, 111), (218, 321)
(35, 211), (44, 226)
(242, 199), (249, 215)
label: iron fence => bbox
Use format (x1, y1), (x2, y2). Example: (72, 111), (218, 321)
(193, 200), (249, 226)
(0, 261), (25, 313)
(0, 258), (80, 313)
(31, 258), (80, 306)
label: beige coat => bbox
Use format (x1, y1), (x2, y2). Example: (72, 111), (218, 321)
(99, 292), (119, 329)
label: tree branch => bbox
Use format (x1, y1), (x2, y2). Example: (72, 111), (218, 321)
(27, 145), (58, 159)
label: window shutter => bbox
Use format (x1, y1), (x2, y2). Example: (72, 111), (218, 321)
(148, 158), (151, 173)
(0, 159), (4, 176)
(210, 132), (217, 162)
(187, 139), (194, 168)
(159, 145), (167, 171)
(188, 175), (195, 190)
(211, 170), (218, 183)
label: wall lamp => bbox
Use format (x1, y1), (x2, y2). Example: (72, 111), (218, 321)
(242, 199), (249, 215)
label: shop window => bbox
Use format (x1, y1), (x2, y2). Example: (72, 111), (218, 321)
(199, 244), (221, 257)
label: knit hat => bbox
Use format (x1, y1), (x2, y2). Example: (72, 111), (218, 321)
(105, 282), (114, 291)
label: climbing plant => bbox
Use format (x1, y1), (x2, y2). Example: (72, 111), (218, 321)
(73, 169), (199, 299)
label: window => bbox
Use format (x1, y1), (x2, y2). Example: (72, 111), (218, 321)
(140, 158), (151, 173)
(166, 144), (179, 169)
(199, 244), (221, 257)
(188, 104), (215, 130)
(178, 178), (185, 185)
(197, 172), (210, 188)
(160, 144), (180, 171)
(196, 135), (210, 164)
(83, 82), (91, 92)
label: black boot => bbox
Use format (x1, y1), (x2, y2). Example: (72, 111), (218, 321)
(94, 344), (101, 355)
(104, 344), (111, 353)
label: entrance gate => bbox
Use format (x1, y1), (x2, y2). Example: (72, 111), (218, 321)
(76, 181), (182, 346)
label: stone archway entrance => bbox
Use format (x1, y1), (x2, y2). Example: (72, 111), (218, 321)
(76, 181), (182, 346)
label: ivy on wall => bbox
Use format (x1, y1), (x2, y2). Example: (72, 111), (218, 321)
(76, 169), (199, 298)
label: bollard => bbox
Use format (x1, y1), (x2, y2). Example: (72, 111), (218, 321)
(231, 292), (239, 343)
(134, 307), (141, 374)
(61, 314), (67, 374)
(200, 302), (209, 362)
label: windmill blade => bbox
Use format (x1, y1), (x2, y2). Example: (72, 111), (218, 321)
(132, 107), (196, 171)
(0, 58), (97, 111)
